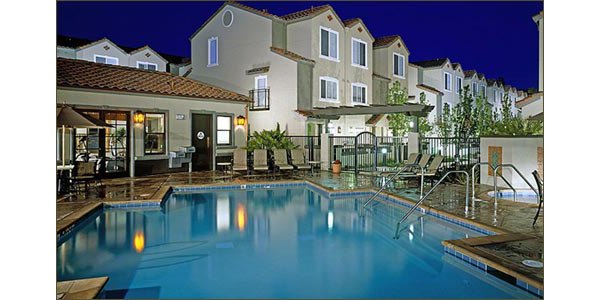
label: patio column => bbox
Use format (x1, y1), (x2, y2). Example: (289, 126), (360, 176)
(320, 133), (331, 170)
(408, 132), (419, 155)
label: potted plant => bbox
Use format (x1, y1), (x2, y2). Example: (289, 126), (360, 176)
(332, 159), (342, 174)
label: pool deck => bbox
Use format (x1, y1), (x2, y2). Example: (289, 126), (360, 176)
(56, 170), (543, 296)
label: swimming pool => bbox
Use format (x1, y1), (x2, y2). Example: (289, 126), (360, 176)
(57, 186), (535, 298)
(487, 189), (540, 204)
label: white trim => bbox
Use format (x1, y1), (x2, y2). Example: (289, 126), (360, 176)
(222, 9), (234, 28)
(481, 84), (486, 97)
(319, 26), (339, 62)
(351, 82), (368, 105)
(136, 61), (158, 71)
(444, 72), (452, 92)
(351, 37), (368, 69)
(456, 76), (463, 94)
(254, 75), (267, 89)
(392, 52), (405, 79)
(207, 37), (218, 67)
(93, 54), (119, 65)
(319, 76), (339, 103)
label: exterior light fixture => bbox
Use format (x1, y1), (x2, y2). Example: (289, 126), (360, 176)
(236, 115), (246, 126)
(134, 110), (145, 124)
(381, 148), (388, 154)
(409, 121), (415, 128)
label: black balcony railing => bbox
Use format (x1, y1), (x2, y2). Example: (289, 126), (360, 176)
(249, 88), (270, 111)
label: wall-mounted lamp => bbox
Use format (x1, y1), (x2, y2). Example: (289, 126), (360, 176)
(236, 115), (246, 126)
(134, 110), (145, 124)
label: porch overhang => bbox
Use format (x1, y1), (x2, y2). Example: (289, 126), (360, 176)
(298, 103), (434, 119)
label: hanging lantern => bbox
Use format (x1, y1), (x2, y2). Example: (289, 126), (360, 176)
(134, 110), (145, 124)
(236, 115), (246, 126)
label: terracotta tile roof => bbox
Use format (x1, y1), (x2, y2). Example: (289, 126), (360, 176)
(366, 114), (385, 125)
(515, 92), (543, 108)
(412, 58), (449, 68)
(373, 35), (400, 48)
(226, 1), (280, 19)
(57, 58), (250, 102)
(270, 47), (315, 63)
(280, 4), (332, 21)
(343, 18), (361, 27)
(416, 84), (444, 95)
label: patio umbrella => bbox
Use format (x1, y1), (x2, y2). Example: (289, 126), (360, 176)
(56, 105), (113, 167)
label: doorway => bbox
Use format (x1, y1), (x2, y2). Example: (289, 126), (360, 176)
(73, 110), (130, 178)
(191, 113), (213, 171)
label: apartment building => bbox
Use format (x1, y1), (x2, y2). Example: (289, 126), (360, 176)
(464, 70), (489, 104)
(57, 35), (191, 75)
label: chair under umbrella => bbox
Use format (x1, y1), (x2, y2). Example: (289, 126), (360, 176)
(56, 105), (113, 167)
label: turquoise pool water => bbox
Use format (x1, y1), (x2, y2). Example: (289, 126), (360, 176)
(487, 189), (540, 204)
(57, 187), (535, 298)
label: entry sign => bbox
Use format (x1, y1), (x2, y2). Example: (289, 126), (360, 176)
(176, 114), (185, 120)
(197, 131), (205, 140)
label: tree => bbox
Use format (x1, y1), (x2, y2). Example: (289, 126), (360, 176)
(246, 123), (298, 152)
(386, 81), (410, 137)
(417, 92), (433, 136)
(452, 86), (476, 139)
(473, 93), (495, 137)
(434, 103), (453, 138)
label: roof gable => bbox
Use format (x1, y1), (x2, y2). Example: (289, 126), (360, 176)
(76, 38), (129, 56)
(411, 58), (450, 69)
(373, 35), (410, 55)
(128, 46), (168, 63)
(343, 18), (374, 41)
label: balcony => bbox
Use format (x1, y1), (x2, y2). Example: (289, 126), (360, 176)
(249, 88), (270, 111)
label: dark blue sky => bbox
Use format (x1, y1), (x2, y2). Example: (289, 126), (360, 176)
(57, 1), (543, 90)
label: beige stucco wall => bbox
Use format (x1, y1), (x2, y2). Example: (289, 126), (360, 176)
(373, 42), (409, 90)
(128, 49), (167, 71)
(343, 23), (373, 106)
(421, 61), (463, 109)
(57, 47), (76, 59)
(189, 4), (304, 135)
(57, 88), (248, 175)
(76, 41), (129, 67)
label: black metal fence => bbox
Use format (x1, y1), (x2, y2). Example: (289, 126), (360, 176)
(419, 137), (480, 171)
(249, 88), (270, 111)
(330, 135), (409, 171)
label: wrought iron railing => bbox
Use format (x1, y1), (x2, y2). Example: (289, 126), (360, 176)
(249, 88), (270, 111)
(419, 137), (480, 171)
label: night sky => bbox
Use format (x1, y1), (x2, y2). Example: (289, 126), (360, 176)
(57, 1), (543, 90)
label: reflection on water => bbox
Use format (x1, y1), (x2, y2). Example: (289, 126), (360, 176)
(133, 231), (144, 253)
(57, 188), (533, 299)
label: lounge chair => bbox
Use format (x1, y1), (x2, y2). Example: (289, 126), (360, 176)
(404, 153), (419, 166)
(415, 155), (444, 186)
(71, 161), (97, 194)
(290, 149), (311, 173)
(252, 149), (270, 174)
(232, 148), (249, 175)
(532, 170), (543, 226)
(273, 149), (294, 173)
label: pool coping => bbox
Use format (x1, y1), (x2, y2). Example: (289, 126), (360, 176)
(56, 179), (543, 298)
(57, 276), (108, 299)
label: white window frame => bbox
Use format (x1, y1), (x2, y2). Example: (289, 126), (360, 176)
(393, 53), (405, 79)
(222, 9), (234, 28)
(351, 38), (367, 69)
(319, 26), (339, 62)
(216, 115), (232, 145)
(319, 76), (339, 103)
(137, 61), (158, 71)
(444, 72), (452, 92)
(456, 76), (462, 94)
(207, 37), (218, 67)
(94, 55), (119, 65)
(351, 82), (368, 105)
(472, 82), (478, 95)
(481, 85), (486, 97)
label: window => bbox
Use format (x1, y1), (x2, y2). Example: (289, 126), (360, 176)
(472, 83), (478, 95)
(222, 9), (234, 27)
(481, 85), (486, 97)
(208, 37), (218, 67)
(137, 62), (157, 71)
(217, 116), (232, 145)
(251, 75), (269, 110)
(94, 55), (118, 65)
(351, 38), (367, 68)
(144, 113), (165, 155)
(393, 53), (405, 78)
(351, 83), (367, 104)
(444, 72), (452, 91)
(319, 77), (339, 102)
(320, 27), (338, 61)
(456, 77), (462, 94)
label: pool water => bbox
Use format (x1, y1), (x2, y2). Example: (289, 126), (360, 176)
(487, 189), (540, 204)
(57, 187), (535, 298)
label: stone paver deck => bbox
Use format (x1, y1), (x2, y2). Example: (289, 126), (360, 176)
(57, 276), (108, 299)
(57, 170), (543, 294)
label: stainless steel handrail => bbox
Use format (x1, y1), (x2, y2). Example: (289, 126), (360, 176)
(493, 164), (540, 204)
(362, 164), (424, 209)
(393, 170), (470, 239)
(471, 162), (517, 202)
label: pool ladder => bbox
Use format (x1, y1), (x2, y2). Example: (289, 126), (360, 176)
(471, 163), (540, 205)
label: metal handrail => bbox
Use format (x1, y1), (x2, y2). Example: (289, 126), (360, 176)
(393, 170), (470, 239)
(492, 164), (540, 204)
(471, 162), (517, 202)
(362, 163), (424, 209)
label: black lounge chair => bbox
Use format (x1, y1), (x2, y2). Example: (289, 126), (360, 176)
(532, 170), (543, 226)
